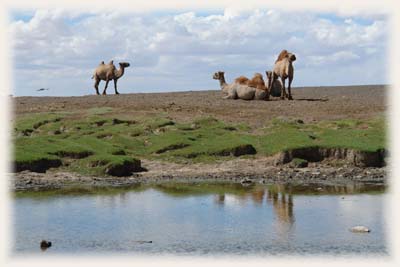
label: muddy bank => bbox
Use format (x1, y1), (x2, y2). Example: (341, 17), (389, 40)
(274, 147), (386, 167)
(13, 146), (386, 175)
(12, 158), (387, 191)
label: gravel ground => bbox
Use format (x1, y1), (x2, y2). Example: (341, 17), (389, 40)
(13, 85), (387, 126)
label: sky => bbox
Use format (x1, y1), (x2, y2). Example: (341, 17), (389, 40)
(8, 8), (388, 96)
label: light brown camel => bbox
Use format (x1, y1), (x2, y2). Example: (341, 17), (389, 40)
(268, 50), (296, 100)
(91, 60), (130, 95)
(213, 71), (256, 100)
(235, 73), (269, 100)
(213, 71), (268, 100)
(235, 73), (268, 91)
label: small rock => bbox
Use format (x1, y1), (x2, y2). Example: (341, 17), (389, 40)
(289, 158), (308, 168)
(40, 240), (52, 250)
(350, 226), (370, 233)
(136, 240), (153, 244)
(240, 179), (253, 186)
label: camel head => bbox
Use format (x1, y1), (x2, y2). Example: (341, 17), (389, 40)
(288, 53), (296, 62)
(213, 71), (225, 80)
(119, 62), (130, 68)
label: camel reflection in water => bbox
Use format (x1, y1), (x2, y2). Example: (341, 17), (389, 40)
(212, 183), (380, 237)
(266, 185), (295, 240)
(213, 184), (295, 235)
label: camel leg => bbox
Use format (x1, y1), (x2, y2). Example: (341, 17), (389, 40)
(102, 79), (109, 95)
(224, 92), (236, 99)
(280, 77), (287, 100)
(288, 76), (293, 100)
(113, 79), (119, 95)
(268, 73), (276, 100)
(268, 72), (275, 92)
(94, 78), (100, 95)
(265, 87), (270, 101)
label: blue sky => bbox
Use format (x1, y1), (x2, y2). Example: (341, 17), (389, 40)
(9, 8), (388, 96)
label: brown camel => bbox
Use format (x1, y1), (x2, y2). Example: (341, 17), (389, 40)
(268, 50), (296, 100)
(91, 60), (130, 95)
(235, 73), (268, 91)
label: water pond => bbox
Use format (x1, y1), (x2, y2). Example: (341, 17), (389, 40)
(13, 182), (387, 256)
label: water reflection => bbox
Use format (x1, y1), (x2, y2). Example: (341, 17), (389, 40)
(13, 182), (386, 254)
(206, 182), (385, 240)
(214, 194), (225, 205)
(212, 186), (296, 234)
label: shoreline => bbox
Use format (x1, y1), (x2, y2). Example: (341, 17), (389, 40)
(12, 158), (387, 191)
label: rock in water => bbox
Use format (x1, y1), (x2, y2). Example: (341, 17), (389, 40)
(136, 240), (153, 244)
(350, 226), (370, 233)
(240, 179), (253, 186)
(40, 240), (52, 250)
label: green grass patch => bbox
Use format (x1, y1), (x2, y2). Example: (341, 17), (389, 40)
(14, 112), (68, 135)
(13, 111), (386, 175)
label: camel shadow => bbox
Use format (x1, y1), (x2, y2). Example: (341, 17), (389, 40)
(294, 98), (329, 102)
(268, 97), (328, 102)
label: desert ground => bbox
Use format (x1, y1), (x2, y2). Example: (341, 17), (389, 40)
(14, 85), (385, 124)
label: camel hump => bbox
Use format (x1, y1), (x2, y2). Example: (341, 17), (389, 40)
(100, 61), (105, 65)
(108, 60), (114, 65)
(275, 50), (289, 63)
(235, 76), (249, 84)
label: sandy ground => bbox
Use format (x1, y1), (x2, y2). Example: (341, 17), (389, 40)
(13, 85), (387, 126)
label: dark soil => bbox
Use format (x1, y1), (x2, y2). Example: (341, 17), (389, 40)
(14, 85), (386, 126)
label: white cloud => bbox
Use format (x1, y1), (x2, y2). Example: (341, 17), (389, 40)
(9, 8), (388, 96)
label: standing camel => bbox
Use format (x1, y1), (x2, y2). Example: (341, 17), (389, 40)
(268, 50), (296, 100)
(91, 60), (130, 95)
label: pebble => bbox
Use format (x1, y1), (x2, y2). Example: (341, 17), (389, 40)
(240, 179), (253, 186)
(136, 240), (153, 244)
(40, 240), (52, 250)
(350, 226), (370, 233)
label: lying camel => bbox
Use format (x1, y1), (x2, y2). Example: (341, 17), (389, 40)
(234, 73), (269, 100)
(91, 60), (130, 95)
(213, 71), (268, 100)
(266, 71), (282, 97)
(213, 71), (256, 100)
(235, 73), (267, 91)
(268, 50), (296, 100)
